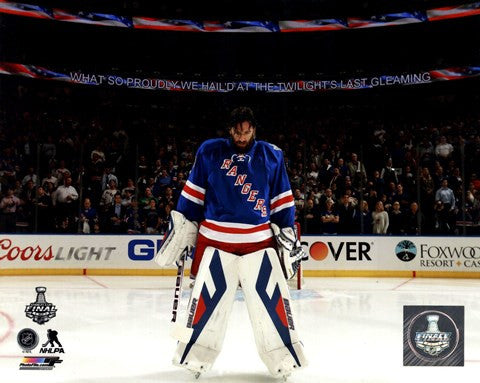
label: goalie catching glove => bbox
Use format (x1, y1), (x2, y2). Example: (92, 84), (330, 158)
(271, 223), (307, 280)
(155, 210), (198, 267)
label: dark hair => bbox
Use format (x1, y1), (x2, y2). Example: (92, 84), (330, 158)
(228, 107), (257, 129)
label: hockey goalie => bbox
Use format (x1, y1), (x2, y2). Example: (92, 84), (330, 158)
(155, 107), (308, 379)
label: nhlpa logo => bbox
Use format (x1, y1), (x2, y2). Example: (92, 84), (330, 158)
(40, 329), (64, 354)
(231, 154), (251, 163)
(25, 287), (57, 325)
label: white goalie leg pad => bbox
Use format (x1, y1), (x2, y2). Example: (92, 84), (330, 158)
(260, 342), (307, 378)
(173, 342), (218, 374)
(155, 210), (198, 267)
(172, 246), (239, 374)
(239, 247), (308, 377)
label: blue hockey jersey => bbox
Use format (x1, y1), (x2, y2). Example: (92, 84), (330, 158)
(177, 138), (294, 244)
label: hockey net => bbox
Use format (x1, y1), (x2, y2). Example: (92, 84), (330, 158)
(287, 222), (305, 290)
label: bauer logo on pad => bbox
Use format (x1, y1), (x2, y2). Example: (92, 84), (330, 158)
(403, 306), (464, 366)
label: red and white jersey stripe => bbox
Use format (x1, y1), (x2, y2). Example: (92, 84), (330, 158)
(199, 219), (273, 243)
(180, 180), (205, 206)
(270, 190), (294, 215)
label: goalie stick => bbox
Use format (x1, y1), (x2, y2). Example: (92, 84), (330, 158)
(171, 247), (188, 323)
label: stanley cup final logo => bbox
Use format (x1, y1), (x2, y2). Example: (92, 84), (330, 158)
(25, 287), (57, 325)
(415, 314), (451, 356)
(404, 306), (464, 366)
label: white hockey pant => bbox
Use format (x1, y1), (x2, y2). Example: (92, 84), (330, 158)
(172, 246), (307, 377)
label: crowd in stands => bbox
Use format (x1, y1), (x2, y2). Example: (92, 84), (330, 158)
(1, 80), (480, 235)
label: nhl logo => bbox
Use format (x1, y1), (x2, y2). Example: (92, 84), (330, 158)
(17, 328), (39, 352)
(25, 287), (57, 325)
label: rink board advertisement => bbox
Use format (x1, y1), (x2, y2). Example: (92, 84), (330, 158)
(1, 234), (480, 275)
(301, 235), (480, 273)
(0, 235), (162, 270)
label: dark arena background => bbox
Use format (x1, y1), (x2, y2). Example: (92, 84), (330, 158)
(0, 0), (480, 382)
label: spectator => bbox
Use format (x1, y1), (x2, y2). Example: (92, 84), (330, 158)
(54, 159), (70, 185)
(388, 201), (404, 235)
(106, 193), (127, 233)
(137, 155), (149, 176)
(289, 168), (304, 190)
(79, 197), (98, 234)
(20, 179), (36, 228)
(53, 176), (78, 232)
(347, 153), (367, 189)
(464, 190), (480, 223)
(328, 167), (345, 194)
(101, 166), (118, 191)
(21, 166), (39, 187)
(0, 148), (18, 187)
(143, 199), (160, 234)
(372, 201), (389, 234)
(380, 158), (398, 186)
(306, 162), (319, 182)
(432, 165), (445, 191)
(136, 174), (149, 195)
(400, 165), (416, 197)
(0, 188), (22, 232)
(41, 170), (58, 188)
(435, 136), (454, 166)
(41, 136), (56, 166)
(319, 188), (336, 211)
(100, 179), (119, 211)
(91, 145), (106, 164)
(160, 187), (176, 208)
(153, 168), (172, 197)
(384, 181), (397, 208)
(337, 157), (349, 178)
(302, 198), (322, 234)
(371, 170), (385, 197)
(139, 187), (157, 209)
(318, 158), (334, 187)
(418, 136), (434, 166)
(392, 184), (410, 212)
(159, 203), (173, 234)
(435, 179), (455, 211)
(12, 180), (22, 198)
(125, 198), (142, 234)
(404, 202), (425, 235)
(448, 167), (463, 193)
(34, 186), (54, 232)
(293, 188), (305, 212)
(122, 189), (134, 208)
(3, 81), (480, 236)
(320, 198), (339, 234)
(354, 200), (372, 234)
(122, 178), (136, 196)
(338, 194), (356, 234)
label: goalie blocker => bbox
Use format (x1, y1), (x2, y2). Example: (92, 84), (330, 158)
(155, 210), (198, 267)
(172, 246), (307, 378)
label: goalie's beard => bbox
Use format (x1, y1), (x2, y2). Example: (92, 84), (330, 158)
(232, 136), (255, 154)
